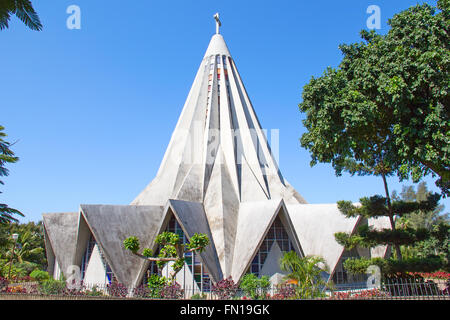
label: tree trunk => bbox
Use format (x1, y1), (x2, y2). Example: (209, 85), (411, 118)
(381, 173), (403, 261)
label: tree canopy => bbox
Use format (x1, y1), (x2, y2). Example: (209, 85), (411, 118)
(0, 126), (23, 224)
(335, 182), (449, 275)
(395, 182), (449, 264)
(123, 231), (209, 281)
(0, 221), (47, 278)
(299, 0), (449, 195)
(280, 251), (329, 298)
(0, 0), (42, 31)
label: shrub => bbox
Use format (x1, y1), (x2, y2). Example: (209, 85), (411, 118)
(147, 274), (168, 298)
(30, 269), (50, 282)
(239, 273), (271, 299)
(272, 284), (296, 300)
(388, 256), (444, 273)
(84, 285), (104, 297)
(107, 282), (128, 297)
(160, 282), (184, 299)
(190, 293), (207, 300)
(0, 263), (26, 279)
(38, 279), (67, 295)
(343, 256), (444, 275)
(130, 284), (146, 298)
(15, 262), (39, 276)
(330, 288), (390, 300)
(123, 236), (140, 253)
(4, 285), (27, 294)
(409, 271), (450, 279)
(212, 277), (238, 300)
(0, 277), (9, 292)
(11, 275), (34, 283)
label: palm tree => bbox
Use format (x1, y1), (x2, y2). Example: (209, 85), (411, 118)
(0, 125), (23, 224)
(280, 251), (329, 299)
(4, 231), (43, 264)
(0, 0), (42, 31)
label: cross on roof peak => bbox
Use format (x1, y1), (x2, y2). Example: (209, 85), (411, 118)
(213, 13), (221, 34)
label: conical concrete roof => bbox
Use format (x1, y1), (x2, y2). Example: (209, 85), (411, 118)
(204, 34), (231, 58)
(130, 29), (307, 278)
(132, 31), (306, 207)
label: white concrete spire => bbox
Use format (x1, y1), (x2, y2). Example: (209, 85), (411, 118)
(132, 31), (306, 207)
(131, 28), (307, 278)
(203, 33), (231, 58)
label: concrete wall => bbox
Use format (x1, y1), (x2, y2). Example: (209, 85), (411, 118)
(83, 244), (107, 285)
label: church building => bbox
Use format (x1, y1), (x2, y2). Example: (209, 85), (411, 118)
(42, 14), (390, 293)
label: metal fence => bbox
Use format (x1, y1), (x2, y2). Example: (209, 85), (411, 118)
(326, 278), (449, 300)
(1, 278), (449, 300)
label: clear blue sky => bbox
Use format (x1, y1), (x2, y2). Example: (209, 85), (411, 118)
(1, 0), (447, 223)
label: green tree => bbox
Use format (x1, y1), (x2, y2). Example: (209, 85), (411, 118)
(0, 126), (23, 224)
(396, 182), (449, 230)
(4, 230), (44, 265)
(0, 0), (42, 31)
(0, 224), (8, 250)
(0, 221), (46, 269)
(394, 182), (449, 264)
(0, 221), (47, 278)
(123, 232), (209, 281)
(333, 180), (449, 275)
(279, 251), (328, 299)
(299, 1), (449, 196)
(239, 273), (271, 299)
(335, 190), (441, 262)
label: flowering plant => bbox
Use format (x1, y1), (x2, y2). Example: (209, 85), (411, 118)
(4, 285), (27, 294)
(211, 277), (238, 300)
(330, 288), (390, 299)
(408, 271), (450, 280)
(0, 277), (9, 291)
(160, 282), (184, 299)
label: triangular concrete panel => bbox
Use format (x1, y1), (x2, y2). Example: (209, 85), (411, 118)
(231, 199), (284, 281)
(167, 199), (223, 283)
(80, 204), (164, 287)
(287, 203), (361, 280)
(240, 156), (268, 202)
(369, 216), (392, 259)
(42, 212), (79, 279)
(204, 148), (239, 277)
(73, 213), (92, 269)
(226, 56), (270, 197)
(83, 244), (108, 284)
(175, 164), (204, 202)
(259, 241), (285, 278)
(42, 224), (56, 277)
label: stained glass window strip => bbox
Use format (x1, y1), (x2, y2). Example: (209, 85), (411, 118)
(142, 215), (212, 291)
(80, 234), (114, 284)
(80, 234), (96, 280)
(249, 216), (294, 276)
